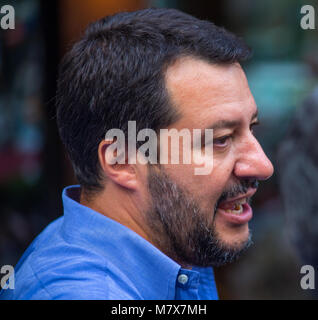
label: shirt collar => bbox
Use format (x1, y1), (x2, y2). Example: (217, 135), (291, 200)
(61, 185), (217, 299)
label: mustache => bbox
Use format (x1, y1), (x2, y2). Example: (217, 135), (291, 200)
(215, 178), (259, 209)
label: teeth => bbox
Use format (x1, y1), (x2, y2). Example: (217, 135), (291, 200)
(225, 198), (246, 215)
(236, 198), (247, 205)
(226, 205), (243, 215)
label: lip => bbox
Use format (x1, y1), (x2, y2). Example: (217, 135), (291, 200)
(218, 188), (257, 206)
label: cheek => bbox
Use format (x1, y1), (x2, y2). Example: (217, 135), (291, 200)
(164, 158), (233, 206)
(212, 157), (233, 185)
(207, 159), (233, 198)
(198, 161), (233, 210)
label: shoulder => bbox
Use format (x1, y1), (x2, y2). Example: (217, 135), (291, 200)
(0, 218), (142, 300)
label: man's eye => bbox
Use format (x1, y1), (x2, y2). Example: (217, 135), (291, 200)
(213, 135), (231, 147)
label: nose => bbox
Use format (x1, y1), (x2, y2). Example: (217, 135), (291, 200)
(234, 134), (274, 181)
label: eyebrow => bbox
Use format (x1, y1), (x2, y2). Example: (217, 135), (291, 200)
(207, 110), (259, 131)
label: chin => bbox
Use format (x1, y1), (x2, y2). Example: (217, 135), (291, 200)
(218, 223), (251, 249)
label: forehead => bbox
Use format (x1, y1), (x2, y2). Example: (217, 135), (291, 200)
(164, 57), (256, 128)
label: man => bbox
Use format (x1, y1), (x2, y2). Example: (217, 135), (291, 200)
(0, 8), (273, 300)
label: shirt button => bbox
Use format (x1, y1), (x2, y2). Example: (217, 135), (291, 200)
(178, 274), (189, 285)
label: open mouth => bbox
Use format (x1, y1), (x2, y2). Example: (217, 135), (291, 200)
(215, 189), (257, 224)
(217, 197), (248, 215)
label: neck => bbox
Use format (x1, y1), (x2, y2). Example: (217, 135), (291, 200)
(80, 182), (152, 244)
(80, 183), (193, 270)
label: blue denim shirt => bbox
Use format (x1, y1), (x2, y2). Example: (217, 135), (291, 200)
(0, 185), (219, 300)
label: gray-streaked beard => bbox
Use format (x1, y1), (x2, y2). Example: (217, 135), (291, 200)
(145, 165), (253, 268)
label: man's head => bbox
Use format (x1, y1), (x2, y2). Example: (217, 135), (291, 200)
(56, 8), (274, 268)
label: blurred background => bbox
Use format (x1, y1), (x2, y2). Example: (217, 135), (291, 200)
(0, 0), (317, 299)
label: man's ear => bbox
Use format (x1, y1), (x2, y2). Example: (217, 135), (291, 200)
(98, 140), (138, 190)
